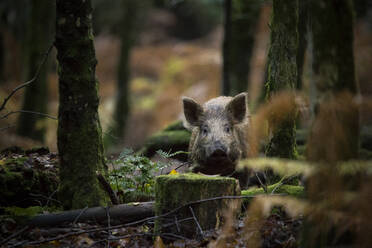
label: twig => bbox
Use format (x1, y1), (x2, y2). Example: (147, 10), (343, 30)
(0, 44), (53, 112)
(0, 110), (57, 120)
(255, 171), (268, 193)
(174, 215), (180, 232)
(29, 193), (61, 205)
(0, 226), (29, 246)
(162, 217), (194, 228)
(97, 173), (119, 205)
(270, 181), (284, 195)
(175, 162), (190, 171)
(45, 189), (59, 207)
(189, 206), (204, 238)
(106, 206), (111, 248)
(271, 175), (297, 195)
(7, 194), (272, 247)
(72, 206), (89, 225)
(160, 232), (189, 241)
(88, 234), (150, 248)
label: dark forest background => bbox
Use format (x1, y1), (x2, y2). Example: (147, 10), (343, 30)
(0, 0), (370, 154)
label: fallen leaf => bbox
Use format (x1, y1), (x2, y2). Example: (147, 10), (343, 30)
(0, 159), (6, 166)
(154, 236), (166, 248)
(169, 169), (179, 175)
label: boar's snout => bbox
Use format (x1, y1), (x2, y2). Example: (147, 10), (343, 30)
(206, 142), (228, 159)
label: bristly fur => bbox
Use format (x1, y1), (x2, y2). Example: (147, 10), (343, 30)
(183, 93), (250, 176)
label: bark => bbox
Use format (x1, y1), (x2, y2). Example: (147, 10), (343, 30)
(222, 0), (261, 96)
(16, 0), (54, 142)
(265, 0), (299, 159)
(155, 173), (240, 239)
(308, 0), (359, 162)
(222, 0), (232, 95)
(109, 0), (139, 143)
(0, 31), (3, 82)
(106, 0), (149, 146)
(296, 0), (309, 90)
(55, 0), (107, 209)
(310, 0), (357, 95)
(29, 202), (154, 227)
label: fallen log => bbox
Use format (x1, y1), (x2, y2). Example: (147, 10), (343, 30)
(28, 201), (154, 227)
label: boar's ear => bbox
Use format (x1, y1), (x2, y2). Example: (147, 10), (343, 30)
(182, 96), (203, 126)
(227, 92), (248, 123)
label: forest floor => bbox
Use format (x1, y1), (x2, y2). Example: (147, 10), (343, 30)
(0, 147), (303, 248)
(1, 213), (302, 248)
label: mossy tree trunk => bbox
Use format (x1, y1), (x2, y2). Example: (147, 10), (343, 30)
(307, 0), (358, 162)
(0, 31), (3, 83)
(55, 0), (107, 209)
(265, 0), (298, 159)
(222, 0), (261, 96)
(16, 0), (54, 142)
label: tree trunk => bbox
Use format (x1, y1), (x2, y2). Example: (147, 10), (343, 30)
(222, 0), (232, 96)
(222, 0), (261, 96)
(55, 0), (107, 209)
(264, 0), (299, 159)
(307, 0), (359, 162)
(106, 0), (147, 146)
(16, 0), (54, 142)
(296, 0), (309, 90)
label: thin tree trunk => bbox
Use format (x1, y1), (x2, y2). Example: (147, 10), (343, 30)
(16, 0), (54, 142)
(55, 0), (107, 209)
(265, 0), (299, 159)
(222, 0), (232, 96)
(106, 0), (148, 146)
(307, 0), (359, 162)
(296, 0), (309, 90)
(222, 0), (261, 96)
(111, 0), (138, 142)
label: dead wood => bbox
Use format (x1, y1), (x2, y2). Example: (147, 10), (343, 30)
(28, 201), (154, 227)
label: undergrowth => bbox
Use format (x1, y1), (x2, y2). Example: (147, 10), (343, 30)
(108, 149), (186, 203)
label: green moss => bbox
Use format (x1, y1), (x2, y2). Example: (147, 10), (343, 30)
(140, 130), (190, 161)
(241, 183), (304, 206)
(4, 206), (43, 217)
(0, 162), (59, 207)
(242, 183), (304, 197)
(154, 173), (240, 237)
(5, 157), (28, 166)
(163, 120), (187, 131)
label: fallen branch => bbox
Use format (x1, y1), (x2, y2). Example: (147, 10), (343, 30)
(97, 173), (119, 205)
(28, 201), (155, 227)
(7, 195), (264, 247)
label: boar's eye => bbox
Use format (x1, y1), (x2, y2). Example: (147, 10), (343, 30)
(201, 126), (209, 136)
(224, 125), (231, 134)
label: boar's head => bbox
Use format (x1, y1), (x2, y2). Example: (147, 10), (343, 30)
(182, 93), (249, 175)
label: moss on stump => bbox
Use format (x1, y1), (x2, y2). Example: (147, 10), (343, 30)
(155, 173), (240, 239)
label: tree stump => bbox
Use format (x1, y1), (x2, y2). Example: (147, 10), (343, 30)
(154, 173), (240, 239)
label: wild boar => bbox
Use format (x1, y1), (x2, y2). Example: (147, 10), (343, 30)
(182, 93), (249, 177)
